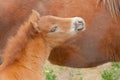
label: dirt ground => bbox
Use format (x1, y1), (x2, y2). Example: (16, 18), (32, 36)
(81, 62), (111, 80)
(45, 62), (112, 80)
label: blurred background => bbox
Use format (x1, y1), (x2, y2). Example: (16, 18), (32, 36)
(44, 62), (120, 80)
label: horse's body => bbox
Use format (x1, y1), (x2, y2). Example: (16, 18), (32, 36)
(0, 10), (85, 80)
(0, 0), (120, 68)
(0, 0), (47, 50)
(48, 0), (120, 67)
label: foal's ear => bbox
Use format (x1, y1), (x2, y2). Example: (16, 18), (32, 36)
(32, 10), (41, 18)
(31, 21), (41, 33)
(30, 10), (41, 33)
(30, 10), (41, 21)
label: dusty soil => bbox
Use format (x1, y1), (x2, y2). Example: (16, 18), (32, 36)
(45, 62), (112, 80)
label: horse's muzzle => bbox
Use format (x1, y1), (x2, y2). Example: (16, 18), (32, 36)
(72, 17), (85, 32)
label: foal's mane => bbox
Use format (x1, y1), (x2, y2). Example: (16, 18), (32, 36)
(98, 0), (120, 21)
(0, 11), (39, 70)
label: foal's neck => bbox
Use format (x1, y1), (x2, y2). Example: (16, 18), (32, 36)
(17, 37), (50, 72)
(0, 20), (51, 80)
(1, 16), (51, 72)
(1, 37), (51, 80)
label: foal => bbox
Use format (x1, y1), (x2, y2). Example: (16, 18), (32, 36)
(0, 10), (85, 80)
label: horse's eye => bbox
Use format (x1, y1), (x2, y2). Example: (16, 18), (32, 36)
(50, 26), (58, 32)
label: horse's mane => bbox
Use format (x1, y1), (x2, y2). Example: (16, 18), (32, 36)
(0, 10), (39, 70)
(98, 0), (120, 21)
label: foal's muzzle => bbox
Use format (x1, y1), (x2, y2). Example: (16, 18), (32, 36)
(72, 17), (85, 32)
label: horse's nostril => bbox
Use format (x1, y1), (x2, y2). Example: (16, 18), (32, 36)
(77, 20), (83, 25)
(75, 20), (84, 31)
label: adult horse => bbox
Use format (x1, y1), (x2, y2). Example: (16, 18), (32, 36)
(0, 0), (120, 68)
(49, 0), (120, 67)
(48, 0), (120, 67)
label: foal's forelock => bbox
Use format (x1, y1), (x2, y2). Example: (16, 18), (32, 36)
(98, 0), (120, 21)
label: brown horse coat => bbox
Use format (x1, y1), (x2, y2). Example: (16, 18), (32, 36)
(0, 0), (47, 50)
(0, 0), (120, 68)
(47, 0), (120, 67)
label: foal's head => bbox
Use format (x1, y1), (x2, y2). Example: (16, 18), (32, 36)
(31, 10), (85, 47)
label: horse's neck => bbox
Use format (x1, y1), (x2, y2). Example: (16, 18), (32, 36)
(0, 12), (51, 72)
(0, 37), (50, 80)
(17, 37), (50, 72)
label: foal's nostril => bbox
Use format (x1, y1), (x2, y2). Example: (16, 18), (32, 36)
(75, 20), (85, 31)
(75, 19), (84, 26)
(77, 20), (83, 25)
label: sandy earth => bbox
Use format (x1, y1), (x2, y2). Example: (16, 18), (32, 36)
(45, 62), (112, 80)
(81, 62), (111, 80)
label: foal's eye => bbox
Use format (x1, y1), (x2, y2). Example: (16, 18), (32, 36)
(50, 26), (58, 32)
